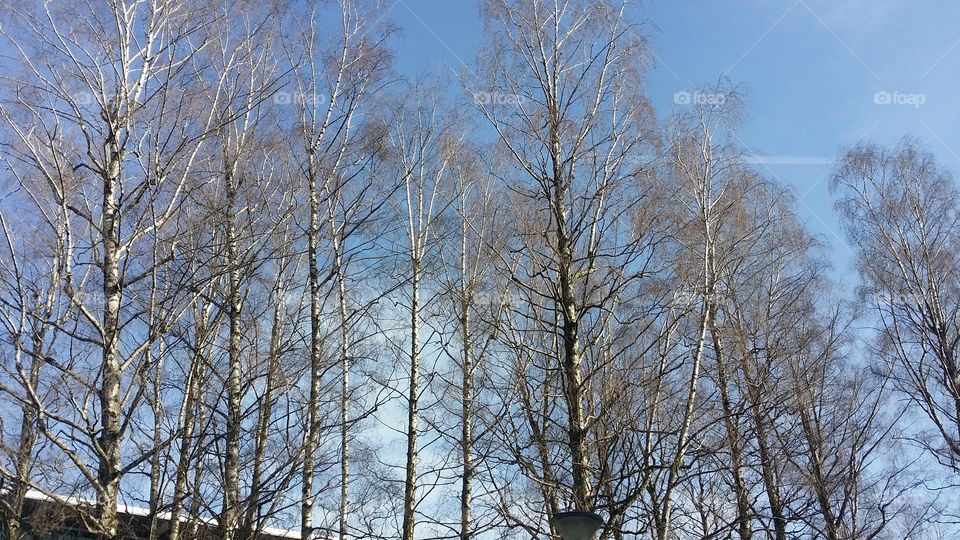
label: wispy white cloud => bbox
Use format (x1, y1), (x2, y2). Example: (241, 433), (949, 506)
(743, 154), (834, 165)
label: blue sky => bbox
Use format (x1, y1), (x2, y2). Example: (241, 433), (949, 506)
(385, 0), (960, 282)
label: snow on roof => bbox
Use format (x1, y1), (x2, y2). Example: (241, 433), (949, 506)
(20, 489), (312, 539)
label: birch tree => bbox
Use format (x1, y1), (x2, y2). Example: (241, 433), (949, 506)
(0, 1), (224, 536)
(832, 139), (960, 473)
(637, 89), (746, 540)
(386, 90), (455, 540)
(474, 0), (662, 536)
(284, 2), (394, 536)
(200, 7), (284, 537)
(0, 212), (68, 538)
(430, 141), (511, 540)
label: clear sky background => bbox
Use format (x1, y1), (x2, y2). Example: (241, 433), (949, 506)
(384, 0), (960, 285)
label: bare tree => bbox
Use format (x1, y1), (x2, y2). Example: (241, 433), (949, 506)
(429, 139), (512, 540)
(383, 89), (456, 540)
(0, 3), (952, 539)
(0, 212), (67, 538)
(473, 0), (662, 536)
(283, 2), (394, 537)
(200, 6), (284, 537)
(832, 139), (960, 473)
(0, 1), (227, 536)
(636, 88), (748, 540)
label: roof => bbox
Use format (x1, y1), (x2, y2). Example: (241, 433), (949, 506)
(13, 489), (313, 539)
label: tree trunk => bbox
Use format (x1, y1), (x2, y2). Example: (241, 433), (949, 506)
(222, 163), (242, 540)
(97, 132), (123, 540)
(553, 163), (591, 510)
(147, 342), (164, 540)
(302, 156), (323, 540)
(5, 408), (36, 539)
(741, 355), (787, 540)
(458, 221), (474, 540)
(169, 305), (210, 540)
(5, 333), (45, 539)
(337, 248), (351, 540)
(711, 327), (751, 540)
(798, 405), (840, 540)
(402, 264), (421, 540)
(659, 235), (714, 540)
(243, 287), (285, 539)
